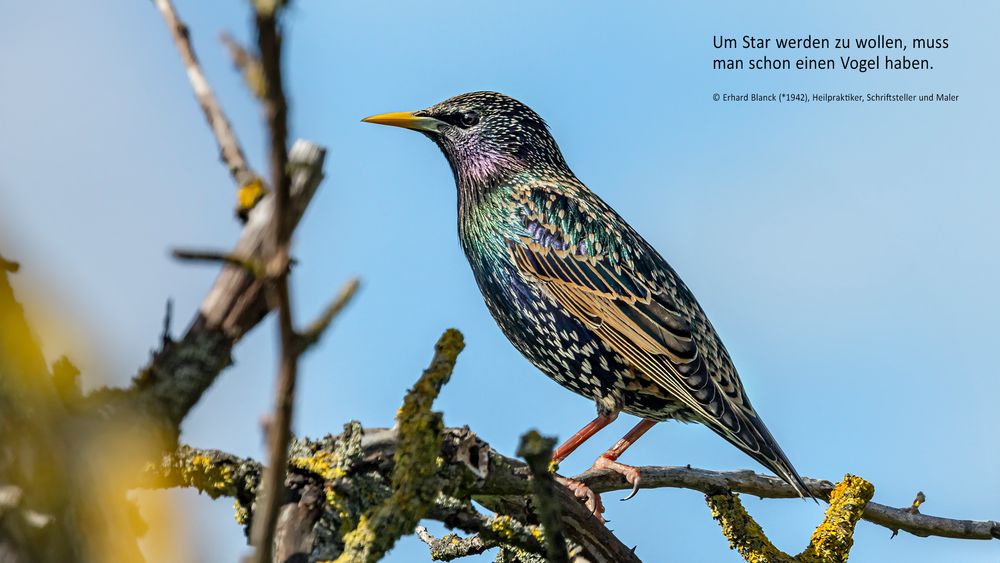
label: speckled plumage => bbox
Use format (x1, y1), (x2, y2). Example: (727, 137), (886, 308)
(373, 91), (809, 497)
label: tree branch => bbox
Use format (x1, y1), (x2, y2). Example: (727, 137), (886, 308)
(149, 427), (998, 563)
(577, 465), (1000, 542)
(516, 431), (568, 563)
(247, 0), (297, 555)
(425, 497), (545, 559)
(416, 527), (494, 561)
(124, 140), (326, 431)
(336, 329), (465, 562)
(296, 278), (361, 355)
(220, 32), (266, 100)
(707, 474), (873, 563)
(151, 0), (258, 187)
(144, 444), (260, 502)
(171, 249), (266, 277)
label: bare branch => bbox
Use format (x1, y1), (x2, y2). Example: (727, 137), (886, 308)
(220, 32), (266, 99)
(577, 465), (1000, 542)
(296, 278), (361, 354)
(198, 140), (326, 338)
(151, 0), (258, 187)
(171, 248), (264, 278)
(122, 141), (325, 432)
(245, 0), (299, 558)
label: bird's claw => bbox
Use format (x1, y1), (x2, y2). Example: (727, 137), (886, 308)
(555, 475), (606, 523)
(592, 455), (642, 502)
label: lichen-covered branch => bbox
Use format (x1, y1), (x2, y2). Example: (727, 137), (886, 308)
(516, 431), (568, 563)
(336, 329), (465, 562)
(707, 492), (794, 563)
(706, 474), (874, 563)
(143, 445), (260, 502)
(146, 422), (998, 563)
(416, 527), (493, 561)
(798, 476), (874, 562)
(426, 496), (545, 558)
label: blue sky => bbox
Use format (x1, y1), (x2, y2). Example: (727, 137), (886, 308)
(2, 1), (997, 561)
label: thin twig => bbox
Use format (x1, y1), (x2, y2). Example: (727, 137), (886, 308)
(151, 0), (257, 187)
(0, 255), (19, 273)
(248, 2), (296, 561)
(296, 278), (361, 354)
(171, 248), (264, 278)
(220, 32), (266, 99)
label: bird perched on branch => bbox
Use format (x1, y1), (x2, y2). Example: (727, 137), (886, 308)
(364, 91), (811, 519)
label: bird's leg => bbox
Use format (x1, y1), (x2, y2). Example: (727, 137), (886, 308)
(591, 418), (657, 501)
(551, 413), (616, 466)
(551, 413), (616, 521)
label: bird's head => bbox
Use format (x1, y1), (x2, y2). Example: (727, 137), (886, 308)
(363, 91), (569, 189)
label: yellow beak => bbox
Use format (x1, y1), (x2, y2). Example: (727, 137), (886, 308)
(361, 111), (444, 133)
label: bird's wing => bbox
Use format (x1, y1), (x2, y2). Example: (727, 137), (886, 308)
(508, 184), (809, 495)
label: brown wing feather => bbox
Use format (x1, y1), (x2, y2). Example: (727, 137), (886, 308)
(512, 241), (712, 405)
(508, 192), (811, 498)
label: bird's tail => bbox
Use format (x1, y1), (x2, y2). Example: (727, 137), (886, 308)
(715, 411), (815, 501)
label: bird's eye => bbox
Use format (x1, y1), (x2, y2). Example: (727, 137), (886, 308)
(459, 112), (480, 127)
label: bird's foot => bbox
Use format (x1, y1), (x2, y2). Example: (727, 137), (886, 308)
(592, 455), (642, 501)
(555, 475), (605, 523)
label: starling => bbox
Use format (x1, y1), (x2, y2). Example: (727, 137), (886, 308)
(364, 92), (811, 518)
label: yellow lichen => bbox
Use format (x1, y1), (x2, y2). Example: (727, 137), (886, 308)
(333, 330), (465, 562)
(707, 474), (874, 563)
(181, 453), (236, 496)
(798, 475), (874, 563)
(235, 177), (267, 218)
(233, 499), (249, 525)
(490, 515), (517, 541)
(707, 493), (794, 563)
(290, 450), (347, 482)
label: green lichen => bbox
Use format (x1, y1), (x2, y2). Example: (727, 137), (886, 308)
(334, 329), (464, 563)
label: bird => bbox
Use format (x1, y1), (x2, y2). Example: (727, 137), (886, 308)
(363, 91), (812, 519)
